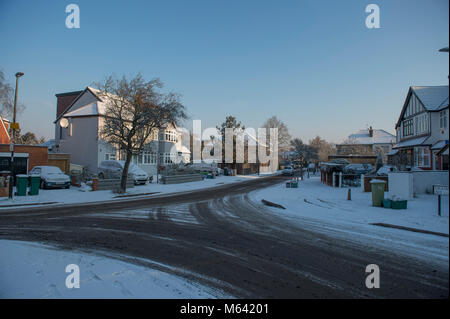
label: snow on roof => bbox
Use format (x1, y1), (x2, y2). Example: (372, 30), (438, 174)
(431, 140), (449, 150)
(393, 136), (428, 149)
(345, 129), (395, 145)
(177, 145), (191, 154)
(412, 86), (449, 111)
(64, 101), (106, 117)
(386, 149), (398, 156)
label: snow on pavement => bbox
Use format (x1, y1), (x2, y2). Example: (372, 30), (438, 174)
(0, 174), (268, 209)
(250, 175), (449, 266)
(0, 240), (230, 298)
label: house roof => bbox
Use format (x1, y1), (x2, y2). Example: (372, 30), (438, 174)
(395, 86), (449, 128)
(177, 145), (191, 154)
(386, 149), (399, 156)
(431, 140), (449, 150)
(0, 117), (10, 144)
(54, 86), (103, 123)
(64, 101), (106, 117)
(344, 129), (396, 145)
(412, 86), (449, 111)
(393, 136), (429, 149)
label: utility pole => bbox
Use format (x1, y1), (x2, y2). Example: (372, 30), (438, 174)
(9, 72), (24, 199)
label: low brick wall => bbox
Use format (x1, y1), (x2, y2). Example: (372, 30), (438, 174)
(364, 175), (389, 192)
(97, 178), (135, 191)
(161, 174), (204, 184)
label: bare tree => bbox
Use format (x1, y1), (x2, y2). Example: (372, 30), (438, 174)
(15, 130), (46, 145)
(96, 74), (187, 193)
(262, 116), (291, 152)
(0, 69), (26, 119)
(0, 70), (14, 118)
(308, 136), (336, 162)
(290, 138), (318, 166)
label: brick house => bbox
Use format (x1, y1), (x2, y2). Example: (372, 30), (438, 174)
(331, 127), (396, 164)
(0, 117), (49, 176)
(0, 144), (48, 175)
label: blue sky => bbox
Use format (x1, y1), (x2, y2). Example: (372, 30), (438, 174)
(0, 0), (448, 143)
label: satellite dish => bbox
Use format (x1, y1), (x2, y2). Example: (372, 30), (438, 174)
(60, 118), (69, 128)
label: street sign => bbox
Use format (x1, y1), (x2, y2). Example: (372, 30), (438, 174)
(10, 122), (19, 130)
(433, 185), (449, 196)
(433, 185), (448, 217)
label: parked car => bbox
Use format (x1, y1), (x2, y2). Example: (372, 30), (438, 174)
(376, 165), (398, 175)
(28, 166), (71, 189)
(98, 160), (149, 185)
(343, 163), (373, 175)
(282, 166), (295, 176)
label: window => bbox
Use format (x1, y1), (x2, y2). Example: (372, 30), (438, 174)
(164, 130), (178, 142)
(414, 147), (430, 167)
(143, 151), (157, 165)
(105, 153), (116, 160)
(160, 152), (176, 164)
(402, 119), (413, 137)
(69, 122), (73, 136)
(132, 153), (143, 164)
(440, 110), (448, 129)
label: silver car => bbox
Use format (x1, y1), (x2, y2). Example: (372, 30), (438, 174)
(98, 160), (149, 185)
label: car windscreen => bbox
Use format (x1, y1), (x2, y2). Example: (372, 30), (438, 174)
(43, 167), (63, 174)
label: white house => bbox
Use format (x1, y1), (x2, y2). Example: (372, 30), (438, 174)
(336, 127), (396, 162)
(389, 85), (449, 170)
(53, 87), (190, 175)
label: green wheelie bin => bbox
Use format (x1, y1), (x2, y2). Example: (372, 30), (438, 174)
(370, 179), (386, 207)
(15, 174), (28, 196)
(29, 175), (40, 195)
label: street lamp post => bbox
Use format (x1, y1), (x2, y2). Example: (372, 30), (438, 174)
(439, 47), (449, 85)
(9, 72), (24, 199)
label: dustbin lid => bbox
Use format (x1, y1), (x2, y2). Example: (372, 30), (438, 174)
(370, 179), (386, 184)
(16, 174), (28, 177)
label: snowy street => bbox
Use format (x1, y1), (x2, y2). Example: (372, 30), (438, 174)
(0, 174), (269, 209)
(0, 175), (448, 298)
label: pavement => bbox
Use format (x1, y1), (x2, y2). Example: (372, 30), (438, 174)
(0, 175), (448, 298)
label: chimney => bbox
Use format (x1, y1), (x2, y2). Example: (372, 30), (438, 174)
(369, 126), (373, 137)
(55, 90), (83, 119)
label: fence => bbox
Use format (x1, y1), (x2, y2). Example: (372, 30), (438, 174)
(388, 170), (449, 196)
(161, 174), (204, 184)
(97, 178), (135, 191)
(363, 175), (388, 192)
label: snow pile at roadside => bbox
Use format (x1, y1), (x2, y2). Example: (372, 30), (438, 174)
(251, 176), (449, 234)
(0, 240), (228, 298)
(0, 173), (275, 209)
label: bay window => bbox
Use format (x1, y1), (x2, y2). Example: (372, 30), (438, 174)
(414, 146), (430, 168)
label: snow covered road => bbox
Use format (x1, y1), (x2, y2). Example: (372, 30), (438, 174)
(0, 175), (448, 298)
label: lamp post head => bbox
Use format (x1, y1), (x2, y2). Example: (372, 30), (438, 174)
(439, 47), (449, 53)
(15, 72), (24, 78)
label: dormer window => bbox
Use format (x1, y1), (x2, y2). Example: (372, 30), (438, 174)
(165, 130), (178, 142)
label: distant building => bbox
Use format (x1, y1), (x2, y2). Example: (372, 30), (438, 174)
(389, 86), (449, 170)
(330, 127), (396, 164)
